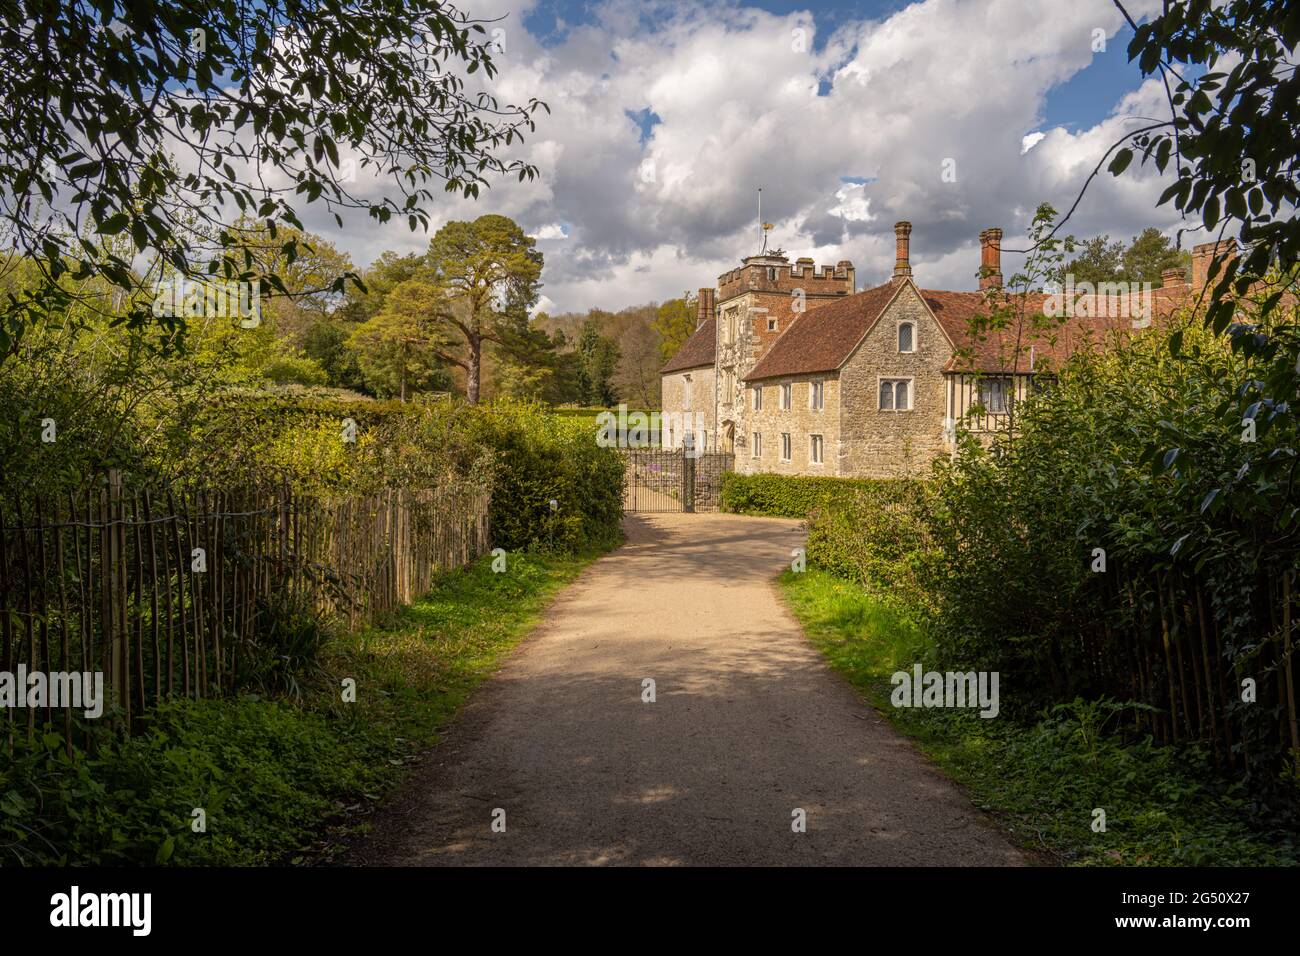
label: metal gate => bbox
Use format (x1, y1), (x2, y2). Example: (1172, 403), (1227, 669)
(622, 448), (734, 513)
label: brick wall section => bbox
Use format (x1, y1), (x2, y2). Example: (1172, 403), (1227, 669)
(738, 374), (841, 475)
(838, 281), (953, 477)
(717, 257), (854, 304)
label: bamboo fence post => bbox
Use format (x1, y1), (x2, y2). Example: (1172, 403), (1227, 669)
(168, 490), (190, 698)
(0, 502), (12, 753)
(19, 498), (37, 740)
(143, 491), (162, 704)
(131, 494), (145, 723)
(1285, 571), (1298, 755)
(54, 500), (72, 754)
(36, 498), (53, 729)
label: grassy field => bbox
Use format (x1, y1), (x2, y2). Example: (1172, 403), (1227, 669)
(780, 568), (1300, 866)
(2, 550), (603, 866)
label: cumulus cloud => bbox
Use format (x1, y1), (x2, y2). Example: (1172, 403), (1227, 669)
(1021, 132), (1047, 154)
(280, 0), (1182, 309)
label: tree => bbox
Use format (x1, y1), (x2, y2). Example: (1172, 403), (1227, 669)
(1122, 228), (1190, 285)
(337, 251), (429, 326)
(1060, 229), (1191, 287)
(574, 319), (620, 407)
(0, 1), (547, 357)
(613, 310), (663, 407)
(1060, 235), (1123, 286)
(347, 279), (452, 401)
(302, 319), (366, 391)
(653, 294), (697, 362)
(968, 204), (1074, 437)
(1095, 0), (1300, 487)
(425, 214), (544, 403)
(222, 221), (355, 343)
(492, 325), (570, 403)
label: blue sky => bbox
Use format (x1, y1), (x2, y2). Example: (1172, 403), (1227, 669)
(313, 0), (1183, 312)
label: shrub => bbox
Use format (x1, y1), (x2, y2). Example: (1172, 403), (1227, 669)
(720, 472), (915, 518)
(467, 400), (624, 553)
(804, 481), (940, 610)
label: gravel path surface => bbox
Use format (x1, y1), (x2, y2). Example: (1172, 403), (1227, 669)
(347, 513), (1028, 866)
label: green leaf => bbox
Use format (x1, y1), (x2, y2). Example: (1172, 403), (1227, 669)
(155, 835), (175, 864)
(98, 213), (129, 234)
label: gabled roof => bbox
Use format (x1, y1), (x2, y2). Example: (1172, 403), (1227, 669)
(744, 282), (900, 380)
(660, 318), (716, 373)
(925, 285), (1189, 373)
(740, 280), (1192, 381)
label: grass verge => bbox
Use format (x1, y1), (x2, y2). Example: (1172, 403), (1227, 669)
(780, 567), (1299, 866)
(1, 549), (601, 867)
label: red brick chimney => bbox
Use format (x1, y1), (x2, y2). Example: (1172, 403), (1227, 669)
(978, 228), (1003, 290)
(1191, 239), (1238, 292)
(892, 221), (912, 280)
(1160, 266), (1186, 288)
(696, 287), (715, 329)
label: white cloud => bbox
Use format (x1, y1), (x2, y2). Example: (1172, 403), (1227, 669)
(276, 0), (1181, 309)
(829, 183), (874, 223)
(1021, 131), (1046, 154)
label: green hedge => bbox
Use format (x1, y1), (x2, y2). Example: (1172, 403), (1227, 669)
(198, 395), (626, 554)
(467, 401), (625, 554)
(719, 471), (917, 519)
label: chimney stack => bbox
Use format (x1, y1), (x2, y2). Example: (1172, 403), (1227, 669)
(1191, 239), (1238, 292)
(978, 228), (1003, 290)
(1160, 266), (1186, 288)
(892, 221), (912, 280)
(696, 288), (716, 329)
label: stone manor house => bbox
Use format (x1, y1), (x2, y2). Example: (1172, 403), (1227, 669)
(660, 221), (1228, 478)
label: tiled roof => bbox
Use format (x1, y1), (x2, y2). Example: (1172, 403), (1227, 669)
(660, 318), (716, 373)
(739, 279), (1192, 380)
(744, 282), (901, 380)
(925, 285), (1189, 373)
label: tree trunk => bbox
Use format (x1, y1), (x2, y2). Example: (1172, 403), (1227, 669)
(467, 332), (482, 404)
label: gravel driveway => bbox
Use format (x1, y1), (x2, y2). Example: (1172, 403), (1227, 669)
(347, 513), (1028, 866)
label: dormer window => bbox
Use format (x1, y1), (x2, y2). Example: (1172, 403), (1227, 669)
(898, 321), (915, 353)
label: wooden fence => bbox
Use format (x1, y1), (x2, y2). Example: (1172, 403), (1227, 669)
(0, 473), (490, 748)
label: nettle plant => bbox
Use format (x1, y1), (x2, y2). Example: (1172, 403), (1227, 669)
(0, 1), (547, 356)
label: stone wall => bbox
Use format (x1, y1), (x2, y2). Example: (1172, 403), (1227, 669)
(838, 281), (953, 477)
(658, 364), (717, 449)
(738, 374), (841, 475)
